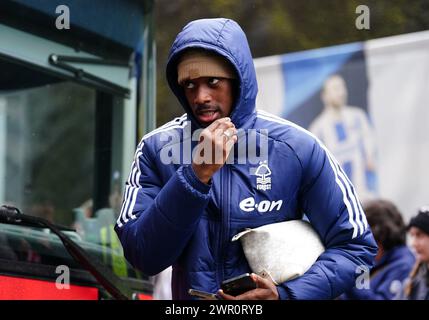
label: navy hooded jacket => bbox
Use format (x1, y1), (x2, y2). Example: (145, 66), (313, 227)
(115, 18), (377, 300)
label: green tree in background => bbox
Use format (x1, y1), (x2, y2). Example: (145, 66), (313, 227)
(155, 0), (429, 126)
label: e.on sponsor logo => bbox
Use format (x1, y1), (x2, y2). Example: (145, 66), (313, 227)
(239, 197), (283, 213)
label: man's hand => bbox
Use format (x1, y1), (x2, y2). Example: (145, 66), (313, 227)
(192, 117), (237, 184)
(217, 273), (279, 300)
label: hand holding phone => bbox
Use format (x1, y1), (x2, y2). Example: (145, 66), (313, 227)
(221, 273), (257, 296)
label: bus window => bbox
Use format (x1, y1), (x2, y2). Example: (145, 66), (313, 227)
(0, 57), (150, 297)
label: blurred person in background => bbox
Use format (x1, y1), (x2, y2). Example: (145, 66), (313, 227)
(341, 199), (415, 299)
(400, 206), (429, 300)
(309, 75), (378, 202)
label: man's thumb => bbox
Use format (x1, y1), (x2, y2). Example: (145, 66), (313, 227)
(251, 273), (268, 289)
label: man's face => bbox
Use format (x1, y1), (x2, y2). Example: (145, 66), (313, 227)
(182, 77), (234, 127)
(409, 226), (429, 263)
(322, 76), (347, 109)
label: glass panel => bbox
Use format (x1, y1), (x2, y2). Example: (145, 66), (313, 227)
(0, 58), (144, 285)
(2, 81), (95, 226)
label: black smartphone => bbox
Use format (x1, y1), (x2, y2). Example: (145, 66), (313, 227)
(221, 273), (257, 296)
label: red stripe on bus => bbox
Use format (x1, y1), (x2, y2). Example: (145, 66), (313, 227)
(0, 275), (99, 300)
(137, 293), (153, 300)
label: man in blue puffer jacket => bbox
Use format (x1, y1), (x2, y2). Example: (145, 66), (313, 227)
(115, 17), (377, 300)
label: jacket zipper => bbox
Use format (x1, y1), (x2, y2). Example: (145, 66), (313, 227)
(217, 165), (230, 286)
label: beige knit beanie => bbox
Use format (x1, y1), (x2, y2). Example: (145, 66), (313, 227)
(177, 49), (236, 84)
